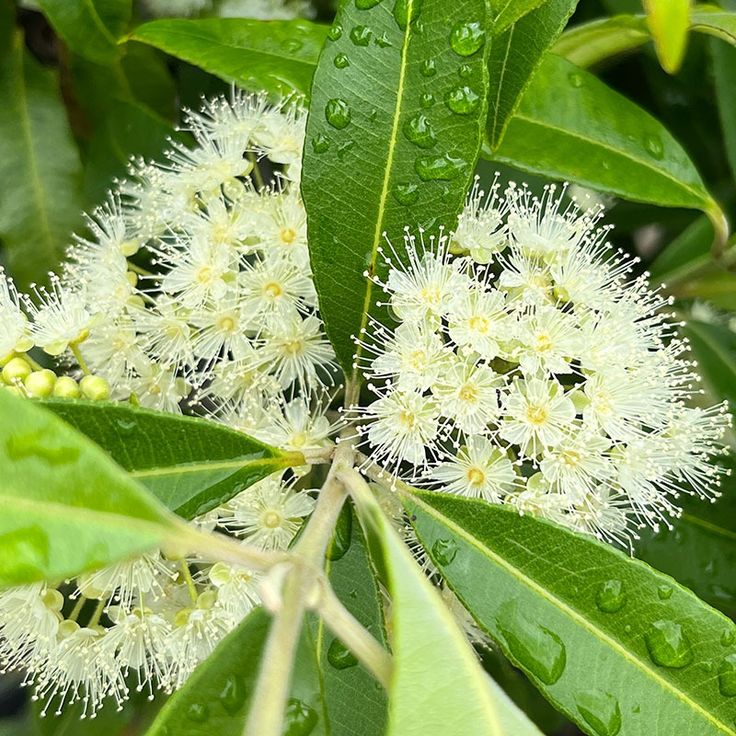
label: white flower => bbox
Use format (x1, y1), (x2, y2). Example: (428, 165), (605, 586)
(512, 305), (580, 376)
(451, 177), (507, 262)
(446, 286), (511, 361)
(252, 396), (335, 455)
(0, 270), (32, 357)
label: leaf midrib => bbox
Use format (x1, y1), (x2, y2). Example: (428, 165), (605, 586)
(407, 493), (735, 735)
(130, 455), (288, 480)
(489, 25), (514, 147)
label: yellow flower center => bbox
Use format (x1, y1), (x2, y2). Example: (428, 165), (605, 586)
(406, 349), (428, 372)
(290, 431), (308, 448)
(419, 285), (442, 306)
(525, 403), (549, 426)
(283, 339), (304, 356)
(466, 467), (486, 487)
(561, 449), (582, 467)
(399, 410), (417, 430)
(263, 281), (283, 298)
(196, 266), (213, 284)
(458, 383), (478, 403)
(217, 315), (236, 333)
(280, 227), (297, 245)
(535, 333), (553, 352)
(468, 315), (490, 334)
(262, 511), (282, 529)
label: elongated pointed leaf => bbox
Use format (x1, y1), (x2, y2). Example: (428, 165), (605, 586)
(691, 8), (736, 44)
(490, 0), (546, 35)
(0, 29), (84, 288)
(302, 0), (490, 375)
(129, 18), (329, 98)
(41, 400), (302, 519)
(644, 0), (691, 74)
(682, 320), (736, 408)
(491, 54), (723, 225)
(38, 0), (130, 63)
(487, 0), (579, 150)
(404, 489), (736, 736)
(0, 391), (181, 588)
(712, 38), (736, 182)
(353, 486), (542, 736)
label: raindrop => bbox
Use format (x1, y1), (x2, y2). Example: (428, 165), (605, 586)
(368, 108), (378, 121)
(421, 59), (437, 77)
(282, 38), (303, 53)
(116, 418), (137, 434)
(445, 86), (480, 115)
(186, 702), (209, 723)
(644, 135), (664, 160)
(283, 698), (318, 736)
(419, 92), (435, 109)
(657, 585), (673, 600)
(393, 181), (419, 205)
(415, 154), (466, 181)
(350, 25), (373, 46)
(374, 32), (392, 48)
(575, 690), (622, 736)
(393, 0), (422, 30)
(722, 629), (735, 647)
(644, 620), (693, 669)
(328, 638), (358, 669)
(496, 601), (566, 685)
(568, 71), (583, 88)
(337, 140), (355, 159)
(431, 538), (458, 566)
(325, 99), (351, 129)
(356, 0), (382, 7)
(403, 113), (437, 149)
(449, 21), (485, 57)
(311, 134), (330, 154)
(624, 624), (632, 634)
(458, 63), (472, 78)
(595, 580), (626, 613)
(719, 654), (736, 697)
(219, 674), (247, 715)
(327, 508), (352, 561)
(334, 53), (350, 69)
(328, 25), (343, 41)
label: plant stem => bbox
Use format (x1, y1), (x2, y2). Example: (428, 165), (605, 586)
(70, 344), (90, 375)
(315, 581), (392, 689)
(184, 525), (289, 572)
(248, 152), (266, 190)
(178, 559), (198, 603)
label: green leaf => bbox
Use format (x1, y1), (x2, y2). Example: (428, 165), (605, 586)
(146, 608), (329, 735)
(129, 18), (329, 98)
(649, 214), (713, 284)
(404, 489), (736, 736)
(552, 15), (650, 67)
(712, 38), (736, 182)
(644, 0), (691, 74)
(682, 320), (736, 408)
(691, 7), (736, 44)
(487, 0), (579, 150)
(302, 0), (490, 375)
(0, 29), (84, 288)
(41, 399), (302, 519)
(491, 54), (722, 223)
(37, 0), (131, 64)
(316, 508), (388, 736)
(354, 485), (542, 736)
(490, 0), (546, 35)
(0, 390), (181, 588)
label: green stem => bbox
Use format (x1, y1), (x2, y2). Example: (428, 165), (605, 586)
(69, 595), (87, 622)
(248, 151), (266, 191)
(128, 261), (154, 277)
(179, 559), (198, 604)
(70, 343), (90, 375)
(88, 600), (106, 628)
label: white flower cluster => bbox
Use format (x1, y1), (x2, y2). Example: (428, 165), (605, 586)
(355, 181), (731, 545)
(138, 0), (315, 20)
(0, 473), (315, 716)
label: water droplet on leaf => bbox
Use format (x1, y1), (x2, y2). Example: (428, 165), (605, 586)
(595, 580), (626, 613)
(282, 38), (303, 53)
(219, 674), (247, 715)
(415, 154), (466, 181)
(568, 71), (583, 87)
(116, 419), (137, 434)
(374, 32), (392, 47)
(445, 86), (480, 114)
(449, 21), (485, 56)
(283, 698), (318, 736)
(421, 59), (436, 77)
(431, 538), (458, 565)
(722, 629), (735, 647)
(356, 0), (382, 7)
(644, 620), (693, 669)
(575, 690), (622, 736)
(403, 113), (437, 149)
(644, 135), (664, 160)
(311, 134), (330, 153)
(657, 585), (673, 600)
(419, 92), (435, 109)
(186, 702), (209, 722)
(393, 181), (419, 205)
(325, 99), (351, 129)
(328, 25), (343, 41)
(350, 25), (373, 46)
(718, 654), (736, 697)
(393, 0), (422, 29)
(327, 638), (358, 669)
(334, 53), (350, 68)
(458, 63), (472, 78)
(337, 140), (355, 159)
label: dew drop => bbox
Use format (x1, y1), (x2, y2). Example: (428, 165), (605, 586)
(449, 21), (485, 57)
(219, 674), (247, 715)
(415, 153), (466, 181)
(283, 698), (318, 736)
(327, 507), (352, 561)
(458, 63), (472, 78)
(368, 108), (378, 121)
(311, 133), (330, 154)
(403, 113), (437, 149)
(421, 59), (437, 77)
(333, 53), (350, 69)
(568, 71), (583, 88)
(431, 538), (458, 566)
(445, 86), (480, 115)
(325, 99), (351, 129)
(644, 135), (664, 160)
(348, 588), (358, 599)
(327, 638), (358, 669)
(722, 629), (735, 647)
(657, 585), (673, 600)
(644, 620), (693, 669)
(393, 181), (419, 205)
(497, 602), (566, 685)
(356, 0), (382, 7)
(595, 580), (626, 613)
(718, 654), (736, 697)
(337, 140), (355, 159)
(328, 25), (343, 41)
(116, 418), (137, 434)
(374, 32), (392, 48)
(624, 624), (632, 634)
(575, 690), (622, 736)
(350, 25), (373, 46)
(186, 702), (209, 723)
(393, 0), (422, 30)
(282, 38), (303, 53)
(419, 92), (435, 109)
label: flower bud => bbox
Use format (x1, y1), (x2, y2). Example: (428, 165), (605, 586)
(24, 369), (57, 398)
(2, 356), (32, 385)
(52, 375), (81, 399)
(80, 375), (110, 401)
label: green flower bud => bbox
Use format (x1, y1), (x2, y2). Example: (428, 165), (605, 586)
(80, 375), (110, 401)
(24, 369), (57, 397)
(2, 356), (32, 385)
(52, 375), (81, 399)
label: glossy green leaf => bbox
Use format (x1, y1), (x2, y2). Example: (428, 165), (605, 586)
(37, 0), (130, 63)
(404, 489), (736, 736)
(682, 320), (736, 408)
(691, 7), (736, 44)
(712, 38), (736, 182)
(315, 508), (387, 736)
(146, 608), (329, 735)
(491, 54), (722, 223)
(552, 15), (650, 67)
(129, 18), (329, 98)
(649, 214), (713, 284)
(41, 399), (301, 519)
(644, 0), (691, 73)
(675, 270), (736, 311)
(354, 486), (542, 736)
(0, 29), (84, 289)
(0, 390), (181, 588)
(302, 0), (490, 375)
(490, 0), (546, 35)
(487, 0), (578, 150)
